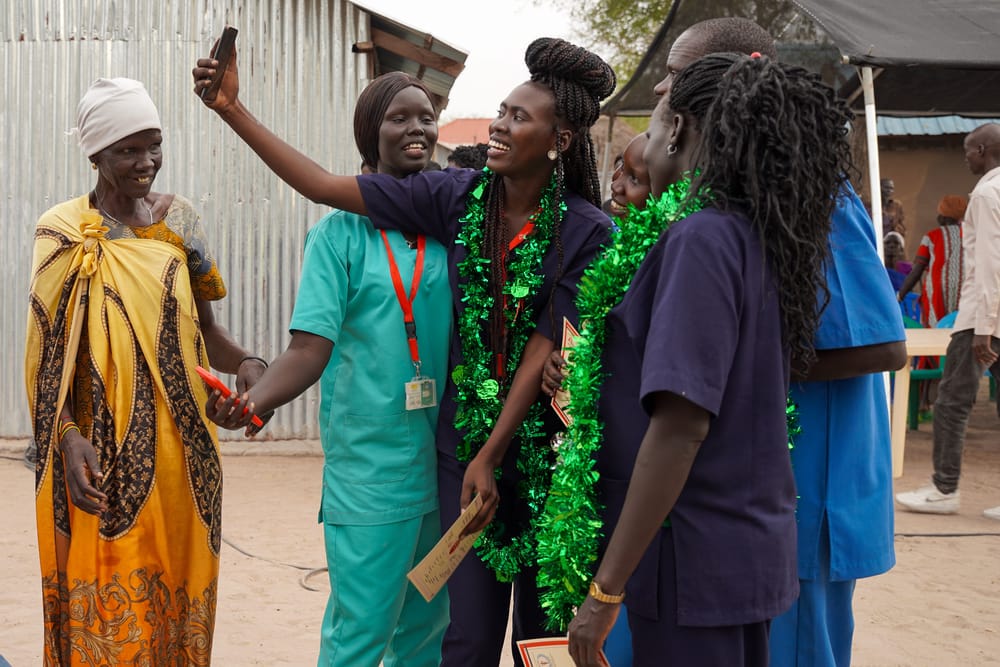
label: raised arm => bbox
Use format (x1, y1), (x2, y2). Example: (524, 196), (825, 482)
(192, 52), (365, 213)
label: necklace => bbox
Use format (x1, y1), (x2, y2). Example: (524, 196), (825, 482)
(534, 176), (705, 630)
(453, 168), (563, 582)
(94, 190), (154, 227)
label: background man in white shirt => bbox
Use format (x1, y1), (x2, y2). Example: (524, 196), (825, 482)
(897, 123), (1000, 519)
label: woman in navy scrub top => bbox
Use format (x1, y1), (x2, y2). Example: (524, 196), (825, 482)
(193, 38), (615, 666)
(563, 54), (856, 667)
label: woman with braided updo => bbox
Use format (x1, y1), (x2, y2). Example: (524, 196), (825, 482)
(193, 37), (615, 666)
(563, 52), (854, 667)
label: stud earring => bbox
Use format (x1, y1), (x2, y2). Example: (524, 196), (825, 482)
(91, 163), (98, 170)
(667, 144), (678, 156)
(547, 149), (558, 161)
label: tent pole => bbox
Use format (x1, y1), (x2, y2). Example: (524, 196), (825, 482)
(600, 114), (616, 201)
(862, 66), (884, 260)
(861, 65), (899, 474)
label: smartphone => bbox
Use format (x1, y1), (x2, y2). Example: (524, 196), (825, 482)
(200, 26), (239, 101)
(195, 365), (264, 428)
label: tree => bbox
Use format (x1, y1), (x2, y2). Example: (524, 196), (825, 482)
(552, 0), (819, 83)
(556, 0), (673, 82)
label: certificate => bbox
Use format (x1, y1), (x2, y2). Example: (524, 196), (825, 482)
(406, 493), (484, 602)
(516, 637), (610, 667)
(551, 317), (581, 427)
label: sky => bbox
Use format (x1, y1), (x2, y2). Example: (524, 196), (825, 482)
(358, 0), (592, 120)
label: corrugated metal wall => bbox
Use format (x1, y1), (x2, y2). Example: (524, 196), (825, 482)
(1, 0), (369, 439)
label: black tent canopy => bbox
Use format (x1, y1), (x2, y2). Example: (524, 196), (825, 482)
(794, 0), (1000, 116)
(602, 0), (1000, 118)
(793, 0), (1000, 69)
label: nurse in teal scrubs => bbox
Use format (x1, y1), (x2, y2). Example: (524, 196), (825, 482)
(205, 72), (452, 667)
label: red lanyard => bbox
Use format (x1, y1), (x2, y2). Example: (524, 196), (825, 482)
(381, 231), (426, 372)
(495, 220), (536, 377)
(508, 220), (535, 253)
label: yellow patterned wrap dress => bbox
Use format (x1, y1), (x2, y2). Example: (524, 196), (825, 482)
(25, 194), (227, 666)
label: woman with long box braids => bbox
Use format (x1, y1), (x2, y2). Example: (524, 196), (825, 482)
(565, 53), (854, 666)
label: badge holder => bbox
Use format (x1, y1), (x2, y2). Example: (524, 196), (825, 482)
(404, 328), (437, 411)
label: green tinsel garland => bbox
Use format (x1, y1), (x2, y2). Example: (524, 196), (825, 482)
(534, 177), (704, 631)
(452, 168), (565, 582)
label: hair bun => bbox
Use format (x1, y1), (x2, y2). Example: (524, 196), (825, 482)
(525, 37), (616, 103)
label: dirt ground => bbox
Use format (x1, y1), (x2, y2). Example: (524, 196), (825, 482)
(1, 386), (999, 666)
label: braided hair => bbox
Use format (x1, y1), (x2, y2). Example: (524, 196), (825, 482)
(525, 37), (617, 206)
(669, 53), (853, 371)
(481, 38), (616, 375)
(353, 72), (436, 171)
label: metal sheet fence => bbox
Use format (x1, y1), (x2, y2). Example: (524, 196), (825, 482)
(1, 0), (369, 439)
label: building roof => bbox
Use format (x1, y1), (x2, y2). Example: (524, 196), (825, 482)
(878, 116), (1000, 137)
(437, 118), (493, 148)
(349, 0), (468, 111)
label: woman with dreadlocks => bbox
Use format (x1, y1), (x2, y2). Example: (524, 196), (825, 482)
(192, 37), (615, 666)
(563, 52), (854, 667)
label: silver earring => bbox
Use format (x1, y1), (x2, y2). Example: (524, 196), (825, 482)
(667, 144), (678, 156)
(547, 149), (558, 161)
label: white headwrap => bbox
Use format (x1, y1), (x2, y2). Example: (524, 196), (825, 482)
(883, 230), (905, 250)
(73, 78), (162, 159)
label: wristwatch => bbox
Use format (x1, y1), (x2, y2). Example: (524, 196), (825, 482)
(588, 580), (625, 604)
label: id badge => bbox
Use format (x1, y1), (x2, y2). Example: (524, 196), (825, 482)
(405, 377), (437, 411)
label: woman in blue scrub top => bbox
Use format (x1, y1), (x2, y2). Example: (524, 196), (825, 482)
(205, 73), (452, 666)
(193, 38), (615, 666)
(563, 53), (855, 667)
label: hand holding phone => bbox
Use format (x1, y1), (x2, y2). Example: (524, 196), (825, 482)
(200, 26), (238, 102)
(196, 365), (264, 428)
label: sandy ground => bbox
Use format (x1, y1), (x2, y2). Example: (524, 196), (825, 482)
(1, 385), (999, 666)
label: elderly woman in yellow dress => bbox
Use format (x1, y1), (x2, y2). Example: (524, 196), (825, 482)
(25, 77), (263, 665)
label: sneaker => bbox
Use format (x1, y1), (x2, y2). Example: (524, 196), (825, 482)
(983, 506), (1000, 521)
(895, 484), (960, 514)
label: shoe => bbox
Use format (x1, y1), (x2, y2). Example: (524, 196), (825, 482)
(22, 439), (37, 471)
(895, 484), (960, 514)
(983, 506), (1000, 521)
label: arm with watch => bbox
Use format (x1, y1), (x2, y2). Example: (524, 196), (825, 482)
(567, 390), (707, 667)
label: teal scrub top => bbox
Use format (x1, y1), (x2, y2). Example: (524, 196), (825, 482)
(290, 210), (452, 525)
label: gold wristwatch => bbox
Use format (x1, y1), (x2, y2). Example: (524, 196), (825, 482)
(588, 580), (625, 604)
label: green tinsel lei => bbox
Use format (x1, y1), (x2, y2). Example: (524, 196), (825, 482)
(452, 168), (565, 582)
(787, 397), (802, 450)
(534, 176), (704, 631)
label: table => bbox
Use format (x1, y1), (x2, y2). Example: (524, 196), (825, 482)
(890, 327), (954, 478)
